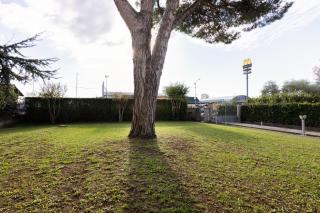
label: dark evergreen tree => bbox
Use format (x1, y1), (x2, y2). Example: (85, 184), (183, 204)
(0, 34), (57, 95)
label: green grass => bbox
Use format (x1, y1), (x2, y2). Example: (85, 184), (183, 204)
(0, 122), (320, 212)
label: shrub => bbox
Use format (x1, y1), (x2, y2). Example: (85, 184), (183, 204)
(24, 97), (187, 123)
(241, 103), (320, 127)
(249, 93), (320, 104)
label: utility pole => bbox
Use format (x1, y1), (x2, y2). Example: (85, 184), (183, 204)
(102, 82), (105, 97)
(194, 78), (200, 106)
(105, 75), (109, 98)
(243, 58), (252, 101)
(76, 72), (78, 98)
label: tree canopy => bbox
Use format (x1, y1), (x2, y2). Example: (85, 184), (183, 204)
(0, 86), (18, 113)
(261, 81), (280, 96)
(39, 82), (67, 124)
(153, 0), (293, 44)
(282, 80), (320, 95)
(164, 82), (189, 100)
(314, 65), (320, 84)
(0, 34), (57, 88)
(164, 82), (189, 120)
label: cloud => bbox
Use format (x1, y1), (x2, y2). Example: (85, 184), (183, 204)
(0, 0), (118, 43)
(52, 0), (115, 42)
(231, 0), (320, 49)
(0, 0), (26, 6)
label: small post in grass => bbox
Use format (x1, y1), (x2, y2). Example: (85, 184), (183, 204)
(299, 115), (307, 136)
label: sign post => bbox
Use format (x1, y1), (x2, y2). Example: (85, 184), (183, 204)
(299, 115), (307, 136)
(243, 58), (252, 101)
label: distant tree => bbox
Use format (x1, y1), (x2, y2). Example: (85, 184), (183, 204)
(261, 81), (280, 96)
(314, 66), (320, 84)
(114, 0), (293, 138)
(164, 83), (189, 119)
(39, 83), (67, 124)
(0, 34), (57, 98)
(282, 80), (320, 94)
(113, 92), (130, 122)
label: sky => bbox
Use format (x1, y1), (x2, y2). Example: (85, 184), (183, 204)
(0, 0), (320, 98)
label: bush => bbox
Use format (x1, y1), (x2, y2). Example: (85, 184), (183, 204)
(241, 103), (320, 127)
(24, 97), (187, 123)
(249, 93), (320, 104)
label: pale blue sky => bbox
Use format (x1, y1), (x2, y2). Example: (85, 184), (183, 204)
(0, 0), (320, 98)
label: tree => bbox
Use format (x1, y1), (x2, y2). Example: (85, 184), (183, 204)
(114, 0), (293, 138)
(113, 92), (130, 122)
(314, 66), (320, 84)
(0, 34), (57, 97)
(0, 85), (18, 114)
(39, 83), (67, 124)
(261, 81), (280, 96)
(282, 80), (320, 95)
(164, 82), (189, 119)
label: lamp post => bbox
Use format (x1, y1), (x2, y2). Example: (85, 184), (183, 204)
(105, 75), (109, 98)
(194, 78), (200, 106)
(243, 58), (252, 101)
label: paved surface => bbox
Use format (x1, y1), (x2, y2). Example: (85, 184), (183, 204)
(227, 122), (320, 137)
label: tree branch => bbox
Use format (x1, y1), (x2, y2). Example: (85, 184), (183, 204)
(173, 0), (205, 28)
(114, 0), (139, 31)
(140, 0), (154, 13)
(151, 0), (179, 81)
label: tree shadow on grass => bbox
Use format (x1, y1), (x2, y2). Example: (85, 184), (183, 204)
(126, 139), (202, 212)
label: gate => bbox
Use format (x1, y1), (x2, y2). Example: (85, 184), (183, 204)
(203, 103), (241, 123)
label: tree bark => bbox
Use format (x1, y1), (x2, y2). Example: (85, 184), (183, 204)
(114, 0), (179, 139)
(128, 13), (159, 138)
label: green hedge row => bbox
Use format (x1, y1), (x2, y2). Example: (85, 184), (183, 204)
(241, 103), (320, 127)
(249, 93), (320, 104)
(24, 97), (187, 123)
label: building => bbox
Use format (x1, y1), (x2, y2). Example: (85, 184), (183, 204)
(200, 95), (247, 105)
(186, 96), (200, 108)
(105, 92), (169, 100)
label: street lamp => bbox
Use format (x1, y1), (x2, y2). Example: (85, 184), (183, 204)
(194, 78), (200, 106)
(243, 58), (252, 101)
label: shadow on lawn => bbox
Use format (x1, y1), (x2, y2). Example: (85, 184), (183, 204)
(126, 139), (202, 212)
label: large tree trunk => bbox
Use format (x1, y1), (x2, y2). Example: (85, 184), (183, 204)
(114, 0), (179, 139)
(129, 65), (159, 138)
(128, 20), (160, 138)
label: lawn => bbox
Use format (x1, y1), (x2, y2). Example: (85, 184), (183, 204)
(0, 122), (319, 212)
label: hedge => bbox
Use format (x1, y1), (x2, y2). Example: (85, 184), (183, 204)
(241, 103), (320, 127)
(24, 97), (187, 123)
(249, 93), (320, 104)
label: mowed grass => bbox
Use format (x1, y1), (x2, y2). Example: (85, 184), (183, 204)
(0, 122), (320, 212)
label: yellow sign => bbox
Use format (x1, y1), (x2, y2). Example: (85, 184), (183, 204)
(243, 58), (252, 66)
